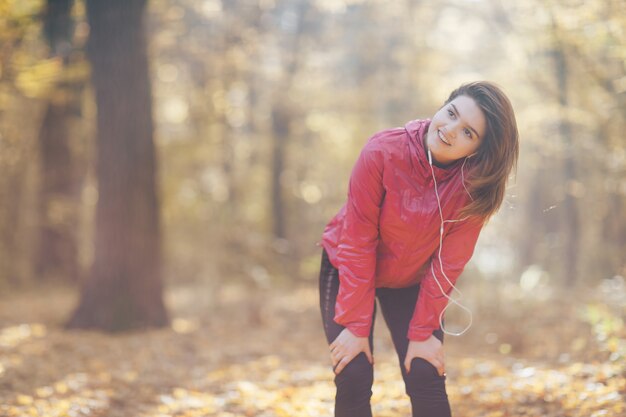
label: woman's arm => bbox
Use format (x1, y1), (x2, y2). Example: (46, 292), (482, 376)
(403, 216), (483, 376)
(408, 216), (484, 341)
(333, 138), (385, 338)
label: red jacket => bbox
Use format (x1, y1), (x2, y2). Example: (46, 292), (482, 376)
(320, 119), (484, 341)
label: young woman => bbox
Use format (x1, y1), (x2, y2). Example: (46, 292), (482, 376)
(318, 81), (519, 417)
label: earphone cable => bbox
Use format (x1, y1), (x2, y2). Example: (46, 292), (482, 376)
(427, 148), (474, 336)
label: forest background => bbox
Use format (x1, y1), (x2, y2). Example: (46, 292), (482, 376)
(0, 0), (624, 416)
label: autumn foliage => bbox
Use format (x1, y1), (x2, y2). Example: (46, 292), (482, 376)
(1, 278), (624, 416)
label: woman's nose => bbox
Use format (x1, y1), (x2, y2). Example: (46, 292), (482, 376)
(448, 122), (459, 138)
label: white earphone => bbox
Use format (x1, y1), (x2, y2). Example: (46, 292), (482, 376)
(426, 147), (474, 336)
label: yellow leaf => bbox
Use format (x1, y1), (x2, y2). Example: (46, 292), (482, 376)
(15, 58), (63, 99)
(16, 394), (33, 405)
(54, 382), (68, 394)
(499, 344), (512, 354)
(35, 386), (54, 398)
(173, 387), (188, 398)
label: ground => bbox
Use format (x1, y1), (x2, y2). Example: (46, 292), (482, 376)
(0, 279), (624, 417)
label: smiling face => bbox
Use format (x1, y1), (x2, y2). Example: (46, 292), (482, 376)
(425, 95), (487, 167)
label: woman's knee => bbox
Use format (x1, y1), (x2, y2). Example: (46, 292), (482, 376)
(334, 353), (374, 394)
(404, 357), (446, 394)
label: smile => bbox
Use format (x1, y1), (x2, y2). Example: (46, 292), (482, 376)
(438, 130), (451, 146)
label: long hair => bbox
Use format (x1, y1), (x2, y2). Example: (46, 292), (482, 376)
(450, 81), (519, 221)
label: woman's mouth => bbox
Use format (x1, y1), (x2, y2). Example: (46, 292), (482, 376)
(438, 130), (451, 146)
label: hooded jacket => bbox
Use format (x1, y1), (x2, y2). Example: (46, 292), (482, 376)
(320, 118), (484, 341)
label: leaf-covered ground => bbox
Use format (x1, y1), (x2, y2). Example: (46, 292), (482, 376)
(0, 279), (624, 417)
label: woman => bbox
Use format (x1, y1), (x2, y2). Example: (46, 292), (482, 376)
(318, 81), (519, 417)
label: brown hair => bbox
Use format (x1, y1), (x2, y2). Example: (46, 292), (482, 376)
(448, 81), (519, 222)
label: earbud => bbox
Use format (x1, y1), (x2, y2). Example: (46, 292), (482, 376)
(428, 148), (433, 165)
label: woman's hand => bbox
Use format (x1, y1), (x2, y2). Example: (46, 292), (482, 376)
(404, 334), (445, 376)
(329, 328), (373, 375)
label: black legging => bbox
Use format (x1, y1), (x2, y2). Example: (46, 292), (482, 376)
(319, 248), (452, 417)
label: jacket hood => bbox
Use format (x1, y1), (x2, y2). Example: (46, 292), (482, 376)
(404, 118), (467, 183)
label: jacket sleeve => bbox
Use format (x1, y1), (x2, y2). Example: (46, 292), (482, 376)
(334, 139), (385, 338)
(408, 215), (484, 341)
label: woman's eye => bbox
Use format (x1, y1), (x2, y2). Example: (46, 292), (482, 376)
(447, 109), (455, 118)
(464, 128), (472, 138)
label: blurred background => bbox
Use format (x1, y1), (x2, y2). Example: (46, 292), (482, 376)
(0, 0), (625, 415)
(2, 0), (625, 301)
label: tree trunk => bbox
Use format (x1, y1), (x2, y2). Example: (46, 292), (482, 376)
(36, 0), (82, 283)
(36, 102), (82, 283)
(604, 193), (626, 275)
(553, 42), (579, 287)
(269, 0), (309, 242)
(67, 0), (168, 331)
(270, 101), (288, 240)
